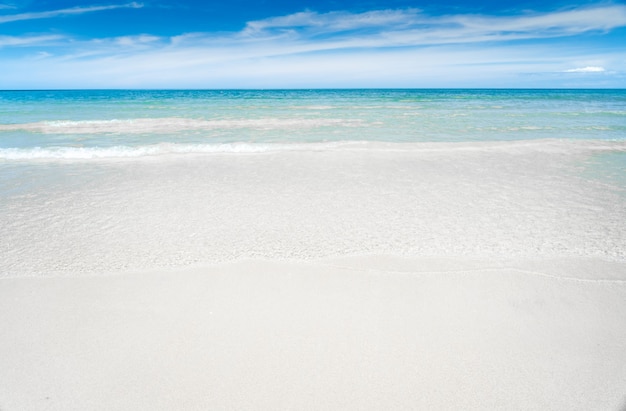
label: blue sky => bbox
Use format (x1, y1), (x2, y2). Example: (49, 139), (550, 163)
(1, 0), (625, 88)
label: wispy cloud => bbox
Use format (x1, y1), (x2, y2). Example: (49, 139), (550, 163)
(0, 2), (142, 24)
(4, 4), (626, 53)
(0, 34), (63, 47)
(239, 4), (626, 47)
(116, 3), (625, 65)
(242, 9), (421, 36)
(91, 34), (162, 48)
(1, 3), (625, 88)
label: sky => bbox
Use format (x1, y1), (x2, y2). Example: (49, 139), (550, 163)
(0, 0), (625, 88)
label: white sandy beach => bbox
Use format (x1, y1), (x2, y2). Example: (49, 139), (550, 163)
(1, 139), (626, 410)
(1, 256), (626, 410)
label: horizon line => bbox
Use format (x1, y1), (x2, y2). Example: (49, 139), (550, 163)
(1, 87), (625, 92)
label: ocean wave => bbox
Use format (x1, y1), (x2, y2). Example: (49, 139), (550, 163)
(0, 117), (365, 134)
(288, 105), (336, 110)
(1, 139), (625, 161)
(0, 142), (359, 160)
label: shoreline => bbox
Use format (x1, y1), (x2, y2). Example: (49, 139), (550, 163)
(1, 255), (625, 410)
(3, 141), (625, 277)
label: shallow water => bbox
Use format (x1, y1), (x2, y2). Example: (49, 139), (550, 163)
(1, 90), (625, 276)
(1, 89), (625, 151)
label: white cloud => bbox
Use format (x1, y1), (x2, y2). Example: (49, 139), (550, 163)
(4, 4), (626, 54)
(1, 3), (625, 88)
(112, 34), (161, 47)
(563, 66), (606, 73)
(0, 2), (142, 24)
(240, 4), (626, 46)
(0, 34), (63, 47)
(96, 4), (624, 65)
(5, 38), (618, 89)
(446, 6), (626, 34)
(35, 51), (52, 59)
(242, 9), (421, 36)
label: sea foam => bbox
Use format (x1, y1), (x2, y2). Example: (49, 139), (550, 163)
(1, 139), (624, 161)
(0, 142), (361, 160)
(0, 117), (365, 134)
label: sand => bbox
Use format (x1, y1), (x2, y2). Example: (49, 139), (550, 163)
(2, 139), (625, 409)
(1, 256), (625, 410)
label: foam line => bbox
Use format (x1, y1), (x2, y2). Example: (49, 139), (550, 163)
(0, 117), (365, 134)
(1, 139), (624, 161)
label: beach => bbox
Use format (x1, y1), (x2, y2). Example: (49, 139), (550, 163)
(1, 90), (625, 409)
(1, 257), (626, 410)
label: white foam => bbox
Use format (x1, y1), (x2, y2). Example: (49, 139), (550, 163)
(0, 142), (359, 160)
(1, 139), (624, 161)
(288, 105), (336, 110)
(0, 144), (258, 160)
(0, 117), (365, 134)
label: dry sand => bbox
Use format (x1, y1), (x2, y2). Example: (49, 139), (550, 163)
(1, 256), (625, 410)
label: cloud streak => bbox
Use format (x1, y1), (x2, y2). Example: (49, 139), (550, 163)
(0, 2), (142, 24)
(242, 9), (421, 36)
(0, 34), (63, 47)
(563, 66), (605, 73)
(238, 4), (626, 48)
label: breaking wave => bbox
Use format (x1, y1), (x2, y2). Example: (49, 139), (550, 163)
(0, 142), (360, 160)
(1, 139), (625, 161)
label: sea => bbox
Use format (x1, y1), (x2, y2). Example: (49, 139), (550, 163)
(1, 89), (625, 276)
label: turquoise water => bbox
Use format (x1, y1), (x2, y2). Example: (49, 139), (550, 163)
(1, 89), (624, 157)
